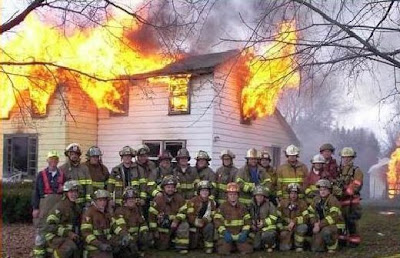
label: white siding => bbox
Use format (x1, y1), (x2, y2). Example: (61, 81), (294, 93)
(98, 75), (214, 169)
(211, 60), (299, 169)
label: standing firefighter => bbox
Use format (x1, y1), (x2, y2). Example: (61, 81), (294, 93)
(85, 146), (109, 192)
(276, 145), (308, 199)
(151, 150), (174, 186)
(108, 146), (140, 207)
(81, 190), (113, 258)
(32, 150), (66, 258)
(135, 144), (157, 201)
(214, 182), (253, 255)
(336, 147), (363, 247)
(148, 176), (189, 253)
(320, 143), (339, 180)
(60, 143), (93, 207)
(215, 150), (238, 205)
(111, 186), (149, 257)
(173, 148), (200, 200)
(195, 150), (217, 199)
(305, 179), (342, 253)
(277, 183), (308, 252)
(249, 186), (278, 252)
(236, 148), (270, 206)
(304, 154), (326, 204)
(176, 180), (216, 254)
(44, 180), (81, 258)
(258, 149), (278, 206)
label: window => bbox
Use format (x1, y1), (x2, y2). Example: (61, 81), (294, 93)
(271, 146), (281, 167)
(3, 134), (38, 177)
(143, 140), (186, 159)
(168, 76), (190, 115)
(110, 83), (129, 116)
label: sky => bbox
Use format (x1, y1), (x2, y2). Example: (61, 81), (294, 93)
(1, 0), (398, 142)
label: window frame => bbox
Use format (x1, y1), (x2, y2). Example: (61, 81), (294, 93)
(142, 139), (187, 159)
(168, 76), (191, 115)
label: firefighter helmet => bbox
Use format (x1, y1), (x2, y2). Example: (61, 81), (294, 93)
(195, 150), (211, 161)
(137, 144), (150, 155)
(158, 150), (173, 161)
(311, 154), (326, 164)
(220, 149), (235, 159)
(245, 148), (259, 159)
(259, 149), (271, 161)
(64, 143), (82, 156)
(119, 146), (136, 157)
(340, 147), (356, 157)
(176, 148), (191, 161)
(123, 186), (139, 199)
(86, 146), (102, 157)
(316, 179), (332, 189)
(197, 180), (212, 191)
(285, 145), (300, 156)
(287, 183), (301, 193)
(226, 182), (240, 193)
(253, 185), (269, 197)
(93, 189), (111, 199)
(161, 175), (177, 187)
(320, 143), (335, 153)
(47, 150), (60, 159)
(63, 180), (79, 192)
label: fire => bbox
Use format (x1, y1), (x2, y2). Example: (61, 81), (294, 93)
(241, 21), (300, 120)
(387, 145), (400, 199)
(148, 75), (191, 113)
(0, 12), (175, 118)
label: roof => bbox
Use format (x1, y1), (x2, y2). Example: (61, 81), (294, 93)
(128, 49), (240, 79)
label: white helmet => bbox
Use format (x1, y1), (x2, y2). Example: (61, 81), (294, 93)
(285, 145), (300, 156)
(311, 154), (326, 164)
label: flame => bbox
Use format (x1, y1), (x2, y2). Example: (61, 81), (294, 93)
(0, 12), (175, 118)
(387, 145), (400, 199)
(241, 21), (300, 120)
(148, 75), (190, 113)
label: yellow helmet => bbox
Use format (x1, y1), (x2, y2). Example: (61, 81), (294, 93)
(226, 182), (240, 193)
(285, 145), (300, 156)
(245, 148), (259, 159)
(220, 149), (235, 159)
(340, 147), (356, 157)
(47, 150), (60, 159)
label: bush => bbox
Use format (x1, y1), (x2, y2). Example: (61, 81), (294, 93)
(2, 181), (34, 224)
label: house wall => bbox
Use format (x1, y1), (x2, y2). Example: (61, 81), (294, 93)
(98, 75), (214, 170)
(211, 60), (299, 169)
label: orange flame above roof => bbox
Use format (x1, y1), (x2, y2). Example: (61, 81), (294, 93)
(241, 21), (300, 120)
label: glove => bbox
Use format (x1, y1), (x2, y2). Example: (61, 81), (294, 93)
(121, 235), (131, 247)
(99, 243), (112, 252)
(223, 231), (233, 243)
(238, 231), (248, 243)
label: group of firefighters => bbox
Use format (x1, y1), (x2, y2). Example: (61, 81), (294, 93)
(32, 142), (363, 257)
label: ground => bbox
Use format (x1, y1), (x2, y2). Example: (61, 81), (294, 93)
(2, 200), (400, 258)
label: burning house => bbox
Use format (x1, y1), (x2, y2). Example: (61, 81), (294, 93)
(0, 15), (300, 177)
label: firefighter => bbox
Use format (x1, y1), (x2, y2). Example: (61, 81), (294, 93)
(173, 148), (200, 200)
(44, 180), (81, 258)
(81, 189), (113, 258)
(335, 147), (363, 247)
(135, 144), (157, 201)
(195, 150), (217, 199)
(305, 179), (342, 253)
(236, 148), (270, 206)
(148, 175), (189, 253)
(85, 146), (109, 192)
(215, 149), (238, 205)
(249, 185), (278, 252)
(111, 187), (149, 257)
(320, 143), (339, 180)
(152, 150), (174, 187)
(304, 154), (326, 204)
(276, 145), (308, 200)
(277, 183), (308, 252)
(108, 146), (140, 207)
(60, 143), (93, 208)
(258, 149), (278, 206)
(214, 182), (253, 255)
(176, 180), (216, 254)
(32, 150), (66, 258)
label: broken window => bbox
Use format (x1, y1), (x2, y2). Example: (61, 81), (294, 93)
(142, 140), (186, 161)
(3, 134), (38, 177)
(168, 76), (190, 115)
